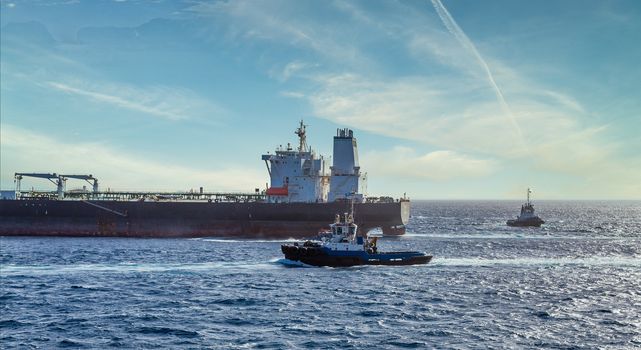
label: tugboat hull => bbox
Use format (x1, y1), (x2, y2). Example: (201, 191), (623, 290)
(506, 218), (544, 227)
(507, 188), (545, 227)
(281, 245), (432, 267)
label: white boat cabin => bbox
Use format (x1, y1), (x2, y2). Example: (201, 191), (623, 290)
(323, 213), (379, 253)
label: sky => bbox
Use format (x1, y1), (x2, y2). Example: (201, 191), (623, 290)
(1, 0), (640, 199)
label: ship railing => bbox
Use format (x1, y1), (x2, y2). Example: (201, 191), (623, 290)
(15, 190), (267, 203)
(365, 196), (396, 203)
(15, 191), (59, 200)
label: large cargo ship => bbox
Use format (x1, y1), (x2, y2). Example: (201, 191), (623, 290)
(0, 122), (409, 238)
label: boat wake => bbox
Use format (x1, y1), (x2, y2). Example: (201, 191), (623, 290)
(274, 258), (315, 268)
(433, 256), (641, 267)
(193, 238), (301, 243)
(0, 261), (279, 275)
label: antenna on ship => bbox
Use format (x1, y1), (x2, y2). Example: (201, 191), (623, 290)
(295, 120), (307, 153)
(348, 191), (356, 223)
(527, 187), (532, 206)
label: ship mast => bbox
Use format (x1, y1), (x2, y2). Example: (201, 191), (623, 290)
(295, 120), (307, 153)
(527, 187), (531, 206)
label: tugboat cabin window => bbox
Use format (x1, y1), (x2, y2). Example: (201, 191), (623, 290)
(349, 227), (355, 235)
(336, 227), (342, 234)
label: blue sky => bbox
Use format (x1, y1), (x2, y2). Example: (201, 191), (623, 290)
(1, 0), (639, 199)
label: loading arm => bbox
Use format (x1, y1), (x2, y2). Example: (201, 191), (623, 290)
(14, 173), (65, 199)
(60, 174), (99, 193)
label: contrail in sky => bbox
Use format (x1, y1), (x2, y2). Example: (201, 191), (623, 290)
(430, 0), (523, 140)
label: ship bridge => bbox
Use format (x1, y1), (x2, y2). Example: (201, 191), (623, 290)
(262, 121), (367, 203)
(262, 121), (330, 203)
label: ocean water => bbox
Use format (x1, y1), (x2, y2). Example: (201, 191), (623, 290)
(1, 200), (640, 349)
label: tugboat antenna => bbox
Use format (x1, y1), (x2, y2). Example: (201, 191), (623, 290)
(527, 187), (532, 205)
(349, 191), (356, 222)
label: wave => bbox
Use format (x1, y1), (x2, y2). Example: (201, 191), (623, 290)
(273, 258), (315, 268)
(3, 255), (638, 276)
(433, 256), (641, 267)
(405, 232), (634, 240)
(132, 326), (199, 338)
(0, 261), (279, 275)
(405, 232), (546, 239)
(192, 238), (301, 243)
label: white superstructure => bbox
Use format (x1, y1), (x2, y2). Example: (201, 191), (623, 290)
(261, 121), (367, 203)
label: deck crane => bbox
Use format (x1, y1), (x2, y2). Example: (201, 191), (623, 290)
(60, 174), (99, 193)
(14, 173), (66, 199)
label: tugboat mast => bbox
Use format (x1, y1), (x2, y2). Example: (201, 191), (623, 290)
(527, 187), (532, 206)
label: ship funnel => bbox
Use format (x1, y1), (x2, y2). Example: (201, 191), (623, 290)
(331, 128), (359, 176)
(328, 128), (367, 202)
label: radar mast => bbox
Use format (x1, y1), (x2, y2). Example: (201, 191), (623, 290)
(295, 120), (307, 152)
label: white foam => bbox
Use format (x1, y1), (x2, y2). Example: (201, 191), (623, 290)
(274, 258), (315, 268)
(406, 232), (628, 240)
(0, 261), (279, 275)
(433, 256), (641, 267)
(200, 238), (301, 243)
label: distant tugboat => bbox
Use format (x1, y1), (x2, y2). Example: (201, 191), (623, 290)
(507, 188), (545, 227)
(281, 210), (432, 267)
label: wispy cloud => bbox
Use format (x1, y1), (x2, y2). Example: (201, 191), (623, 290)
(305, 72), (618, 171)
(0, 124), (264, 191)
(186, 0), (376, 69)
(269, 60), (318, 82)
(280, 91), (305, 99)
(430, 0), (522, 140)
(362, 147), (497, 181)
(2, 23), (226, 123)
(43, 79), (225, 122)
(46, 81), (185, 120)
(305, 73), (523, 155)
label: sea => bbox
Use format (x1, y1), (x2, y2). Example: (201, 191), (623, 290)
(1, 200), (640, 349)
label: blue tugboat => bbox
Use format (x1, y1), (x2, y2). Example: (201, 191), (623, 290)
(281, 212), (432, 267)
(507, 188), (545, 227)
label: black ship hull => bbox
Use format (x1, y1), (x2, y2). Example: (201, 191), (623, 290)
(0, 199), (410, 239)
(281, 245), (432, 267)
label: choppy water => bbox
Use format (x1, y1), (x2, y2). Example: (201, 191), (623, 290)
(1, 200), (640, 349)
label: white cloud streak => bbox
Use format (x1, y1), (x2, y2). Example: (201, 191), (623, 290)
(362, 147), (496, 181)
(0, 124), (264, 191)
(269, 60), (318, 82)
(46, 81), (185, 120)
(304, 71), (638, 192)
(430, 0), (523, 141)
(43, 79), (224, 121)
(307, 73), (525, 155)
(186, 0), (375, 69)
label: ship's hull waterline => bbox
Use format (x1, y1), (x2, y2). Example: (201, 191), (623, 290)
(0, 200), (409, 238)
